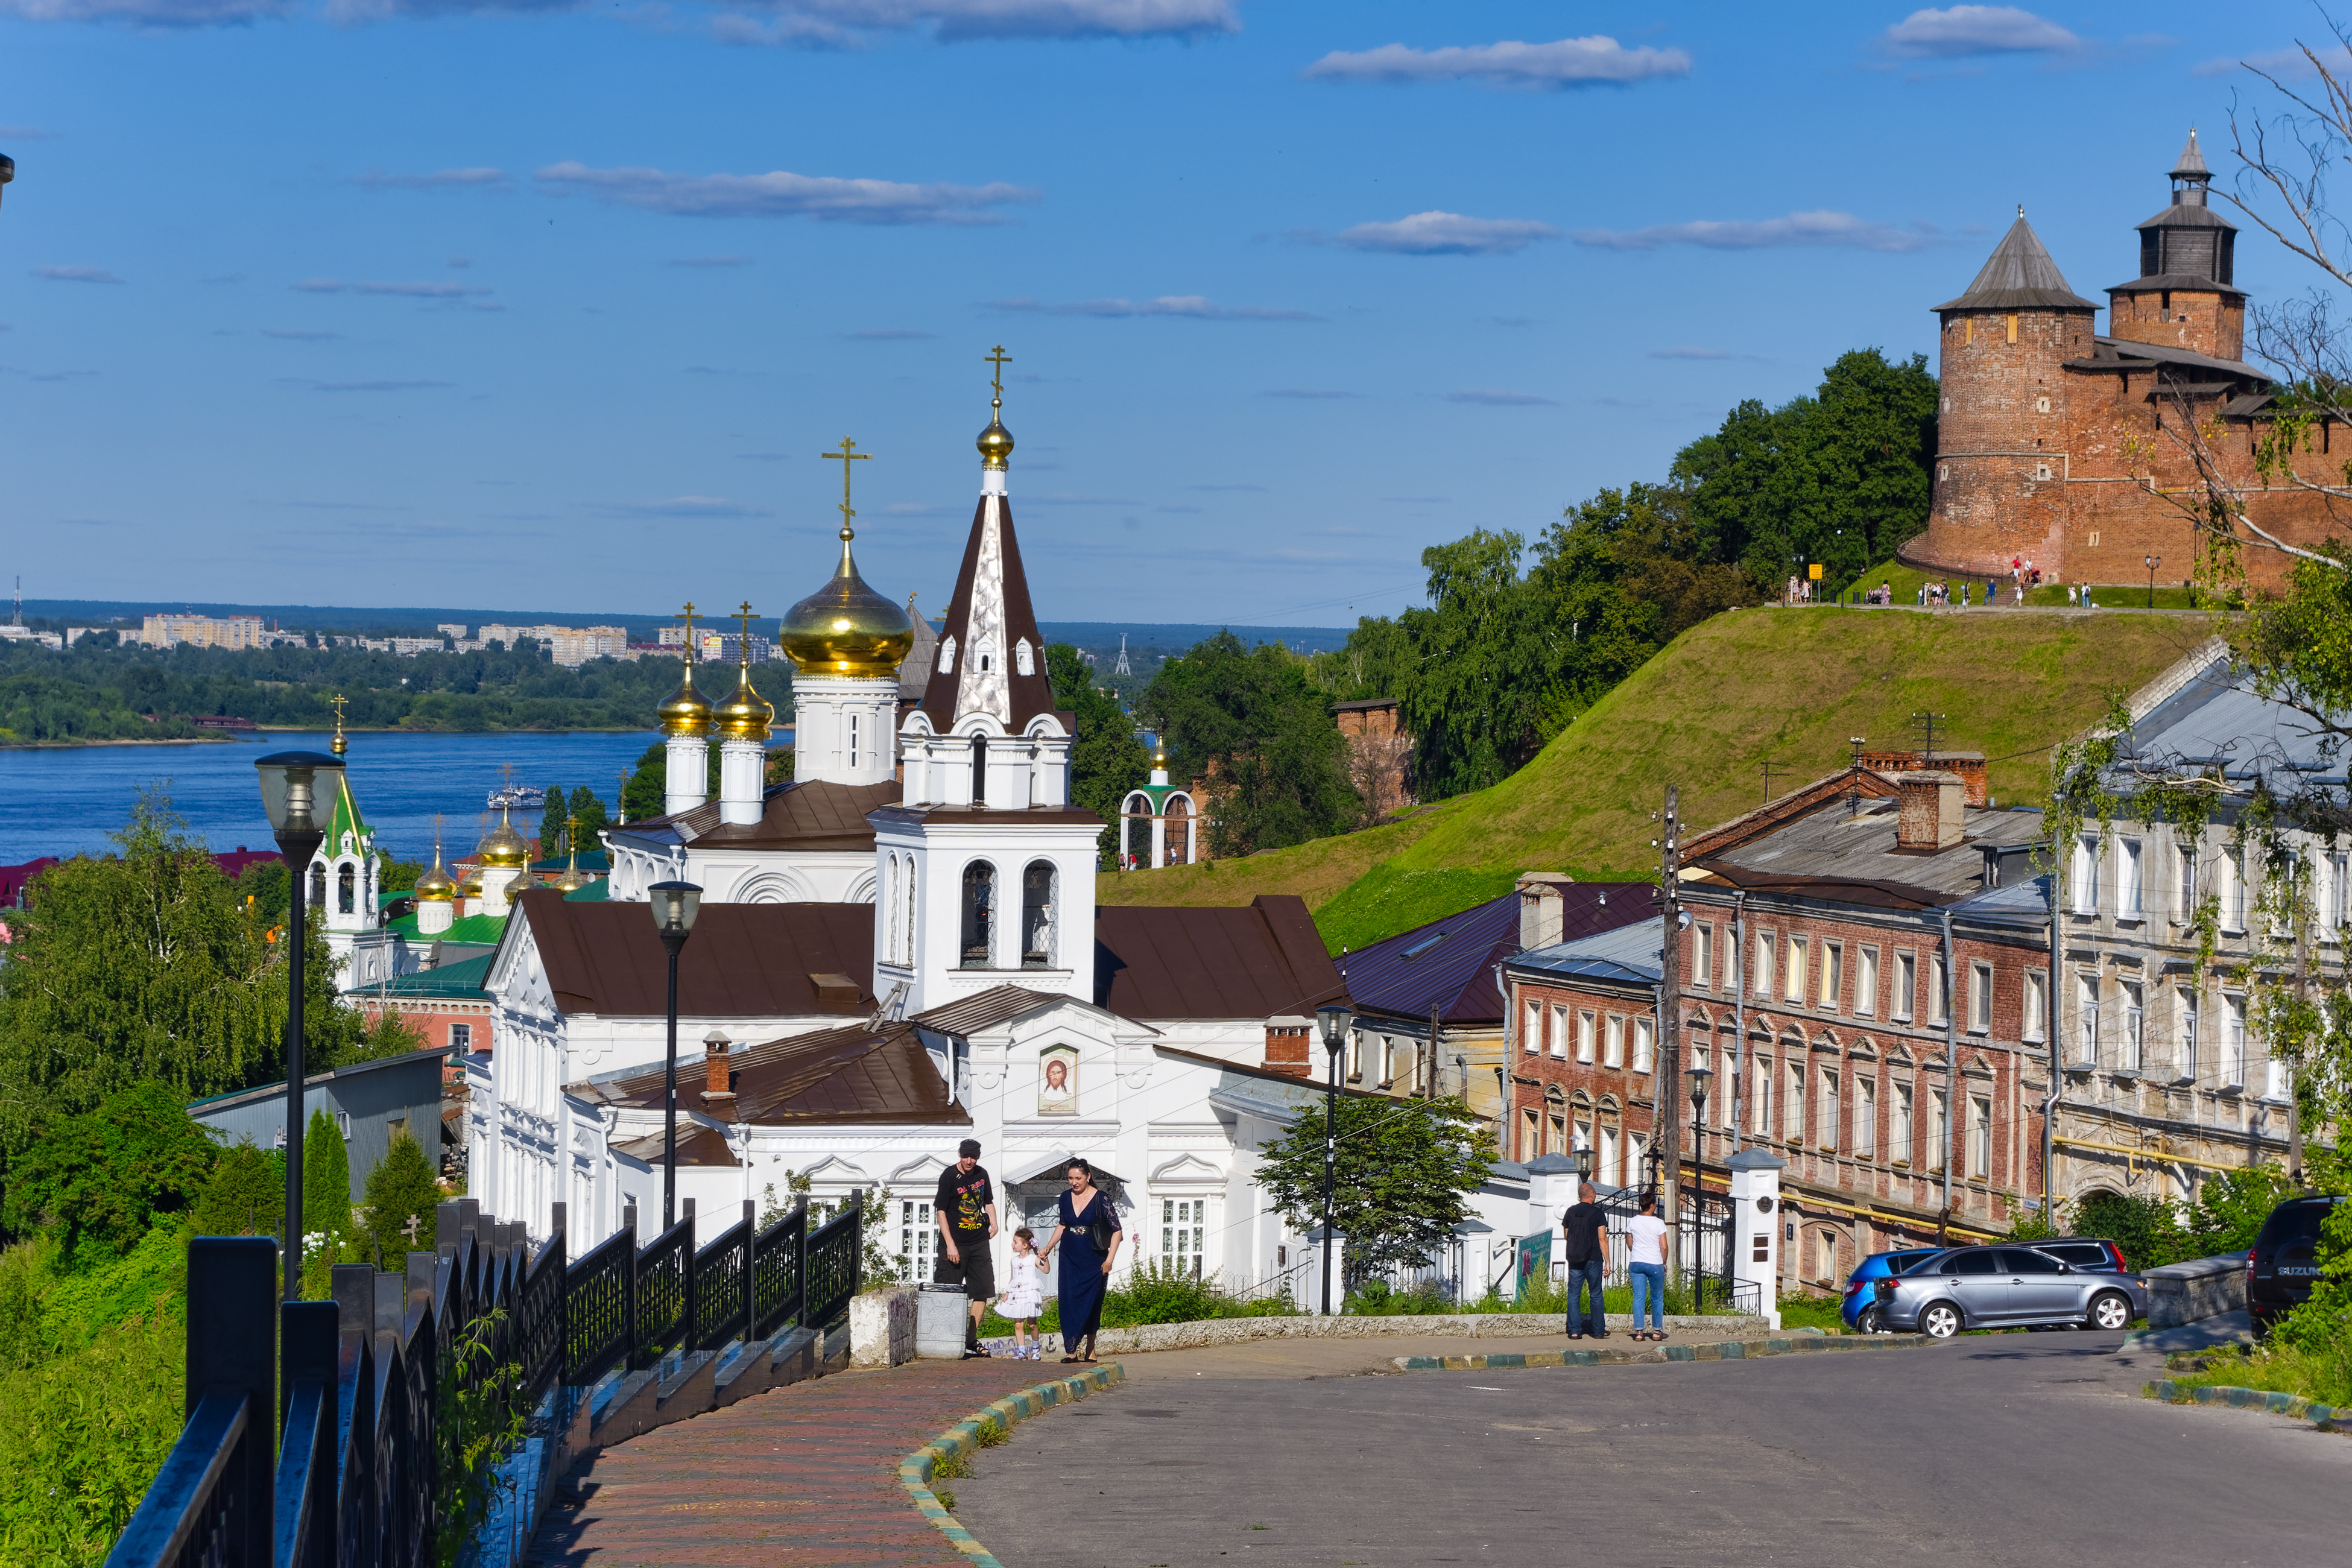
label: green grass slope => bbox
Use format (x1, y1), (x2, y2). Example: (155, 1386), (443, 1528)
(1100, 605), (2216, 950)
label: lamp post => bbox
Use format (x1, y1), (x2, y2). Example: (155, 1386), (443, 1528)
(1687, 1064), (1712, 1177)
(0, 154), (14, 209)
(648, 880), (703, 1230)
(1315, 1001), (1354, 1316)
(255, 748), (346, 1301)
(2145, 554), (2162, 610)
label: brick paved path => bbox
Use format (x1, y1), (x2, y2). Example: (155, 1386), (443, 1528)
(528, 1359), (1058, 1568)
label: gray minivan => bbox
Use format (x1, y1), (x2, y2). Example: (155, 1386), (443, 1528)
(1874, 1245), (2150, 1337)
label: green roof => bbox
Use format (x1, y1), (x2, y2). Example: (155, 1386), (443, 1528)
(367, 953), (494, 1001)
(530, 851), (611, 873)
(388, 911), (509, 944)
(564, 877), (609, 902)
(326, 772), (371, 856)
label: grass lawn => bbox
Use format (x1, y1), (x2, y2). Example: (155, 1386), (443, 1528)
(2163, 1340), (2352, 1408)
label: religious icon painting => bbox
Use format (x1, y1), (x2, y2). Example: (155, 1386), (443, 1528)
(1038, 1045), (1078, 1116)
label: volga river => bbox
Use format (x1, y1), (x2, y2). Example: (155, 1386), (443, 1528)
(0, 729), (786, 865)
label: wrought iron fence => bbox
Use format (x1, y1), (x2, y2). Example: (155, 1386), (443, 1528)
(106, 1190), (862, 1568)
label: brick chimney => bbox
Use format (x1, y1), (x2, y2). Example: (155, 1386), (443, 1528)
(1262, 1015), (1313, 1078)
(1517, 874), (1566, 950)
(1895, 771), (1967, 850)
(701, 1029), (736, 1109)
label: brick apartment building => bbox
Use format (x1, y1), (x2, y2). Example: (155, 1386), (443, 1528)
(1903, 131), (2348, 592)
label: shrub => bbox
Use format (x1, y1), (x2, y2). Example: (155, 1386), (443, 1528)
(362, 1131), (443, 1268)
(192, 1141), (280, 1239)
(302, 1106), (352, 1240)
(4, 1083), (216, 1269)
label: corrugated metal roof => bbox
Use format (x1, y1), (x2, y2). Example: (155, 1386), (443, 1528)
(1342, 882), (1654, 1026)
(613, 1121), (741, 1166)
(1508, 919), (1668, 985)
(371, 952), (495, 999)
(590, 1018), (969, 1128)
(1933, 216), (2098, 312)
(1094, 894), (1344, 1020)
(910, 984), (1076, 1035)
(1702, 796), (2045, 906)
(511, 890), (874, 1018)
(2119, 654), (2350, 788)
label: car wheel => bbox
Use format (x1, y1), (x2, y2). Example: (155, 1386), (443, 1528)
(1920, 1301), (1962, 1339)
(1857, 1305), (1886, 1335)
(2088, 1291), (2132, 1332)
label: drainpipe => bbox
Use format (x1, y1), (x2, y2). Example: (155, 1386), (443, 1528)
(1730, 892), (1748, 1154)
(1940, 906), (1958, 1234)
(2042, 866), (2062, 1221)
(1494, 962), (1513, 1161)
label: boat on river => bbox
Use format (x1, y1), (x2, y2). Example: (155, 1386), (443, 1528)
(487, 785), (546, 810)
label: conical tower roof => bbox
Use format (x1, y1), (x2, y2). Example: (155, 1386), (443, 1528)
(1932, 213), (2096, 312)
(2170, 128), (2209, 181)
(918, 410), (1058, 735)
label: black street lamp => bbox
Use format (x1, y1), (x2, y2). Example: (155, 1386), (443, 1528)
(254, 748), (345, 1300)
(0, 154), (14, 208)
(1686, 1064), (1713, 1180)
(648, 880), (703, 1229)
(1315, 1001), (1354, 1315)
(2145, 554), (2162, 610)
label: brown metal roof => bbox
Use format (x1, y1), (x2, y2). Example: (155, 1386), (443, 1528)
(613, 1121), (741, 1166)
(593, 1018), (969, 1127)
(511, 890), (875, 1017)
(919, 494), (1058, 733)
(909, 984), (1083, 1035)
(1094, 894), (1347, 1020)
(628, 779), (902, 851)
(869, 803), (1105, 830)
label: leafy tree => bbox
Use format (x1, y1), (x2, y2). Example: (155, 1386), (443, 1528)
(192, 1142), (282, 1238)
(1048, 642), (1149, 867)
(1253, 1095), (1494, 1286)
(621, 738), (721, 823)
(0, 791), (365, 1167)
(1139, 632), (1361, 856)
(566, 785), (609, 846)
(1396, 530), (1552, 797)
(302, 1105), (351, 1240)
(361, 1130), (443, 1266)
(765, 745), (795, 786)
(356, 1004), (428, 1061)
(2071, 1191), (2185, 1274)
(236, 858), (290, 926)
(538, 785), (567, 859)
(380, 858), (424, 895)
(2, 1083), (217, 1266)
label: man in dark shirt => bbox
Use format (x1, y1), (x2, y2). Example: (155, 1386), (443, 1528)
(935, 1138), (999, 1357)
(1561, 1181), (1608, 1339)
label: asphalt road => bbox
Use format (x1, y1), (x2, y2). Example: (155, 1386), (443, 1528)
(949, 1332), (2349, 1568)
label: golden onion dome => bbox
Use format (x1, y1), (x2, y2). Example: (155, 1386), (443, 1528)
(780, 533), (915, 680)
(478, 807), (531, 869)
(657, 654), (713, 738)
(712, 659), (775, 742)
(977, 416), (1014, 471)
(459, 865), (484, 897)
(413, 849), (457, 902)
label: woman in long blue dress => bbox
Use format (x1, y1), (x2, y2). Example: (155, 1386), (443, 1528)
(1039, 1157), (1122, 1363)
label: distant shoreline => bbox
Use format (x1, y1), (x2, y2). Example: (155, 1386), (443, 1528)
(0, 726), (667, 751)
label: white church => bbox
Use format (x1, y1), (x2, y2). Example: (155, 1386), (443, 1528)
(466, 371), (1364, 1296)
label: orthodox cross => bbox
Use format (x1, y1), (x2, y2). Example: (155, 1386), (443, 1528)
(736, 601), (757, 656)
(675, 601), (700, 662)
(564, 812), (581, 858)
(985, 344), (1011, 407)
(821, 437), (870, 539)
(401, 1213), (424, 1245)
(329, 692), (347, 729)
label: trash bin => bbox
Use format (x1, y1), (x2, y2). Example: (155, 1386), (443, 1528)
(916, 1283), (969, 1359)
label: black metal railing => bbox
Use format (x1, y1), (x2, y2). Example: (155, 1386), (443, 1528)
(107, 1190), (862, 1568)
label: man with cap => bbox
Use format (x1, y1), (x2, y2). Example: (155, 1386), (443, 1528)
(935, 1138), (999, 1358)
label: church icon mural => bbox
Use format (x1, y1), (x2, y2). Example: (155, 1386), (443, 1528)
(1038, 1045), (1078, 1116)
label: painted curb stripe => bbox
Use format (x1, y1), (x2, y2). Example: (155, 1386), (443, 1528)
(2145, 1377), (2341, 1432)
(899, 1365), (1125, 1568)
(1393, 1333), (1936, 1371)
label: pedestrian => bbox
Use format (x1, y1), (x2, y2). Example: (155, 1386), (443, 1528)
(1561, 1180), (1608, 1339)
(1038, 1156), (1122, 1364)
(1626, 1193), (1669, 1342)
(934, 1137), (999, 1359)
(999, 1227), (1048, 1360)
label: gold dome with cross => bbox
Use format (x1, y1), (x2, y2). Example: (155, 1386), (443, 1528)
(778, 436), (915, 679)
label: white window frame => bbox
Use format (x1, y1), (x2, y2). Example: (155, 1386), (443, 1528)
(2224, 849), (2247, 932)
(1785, 1060), (1804, 1142)
(2222, 994), (2246, 1087)
(1929, 1089), (1950, 1174)
(2072, 836), (2100, 915)
(1693, 922), (1713, 988)
(1160, 1197), (1206, 1278)
(1969, 1095), (1992, 1179)
(1785, 935), (1808, 1002)
(2122, 980), (2144, 1072)
(1927, 956), (1949, 1026)
(1819, 1069), (1841, 1152)
(1576, 1010), (1596, 1064)
(900, 1199), (935, 1283)
(2179, 988), (2199, 1083)
(1551, 1003), (1569, 1059)
(2022, 969), (2046, 1042)
(1633, 1017), (1655, 1074)
(1755, 932), (1775, 999)
(1968, 963), (1992, 1035)
(1856, 946), (1879, 1016)
(1892, 1080), (1914, 1165)
(1523, 999), (1541, 1055)
(1856, 1076), (1877, 1157)
(2120, 838), (2144, 916)
(1753, 1057), (1774, 1137)
(1604, 1013), (1626, 1069)
(1820, 942), (1843, 1010)
(2076, 973), (2101, 1066)
(1894, 952), (1916, 1022)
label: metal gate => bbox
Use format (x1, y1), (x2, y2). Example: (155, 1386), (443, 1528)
(1593, 1185), (1739, 1310)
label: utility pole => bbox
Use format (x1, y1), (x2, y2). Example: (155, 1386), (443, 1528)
(1759, 760), (1789, 805)
(1657, 784), (1684, 1279)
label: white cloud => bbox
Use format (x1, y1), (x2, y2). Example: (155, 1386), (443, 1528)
(2195, 44), (2352, 79)
(327, 0), (583, 20)
(1446, 388), (1554, 406)
(34, 264), (124, 283)
(590, 495), (771, 517)
(1879, 6), (2076, 58)
(762, 0), (1231, 41)
(0, 0), (291, 22)
(294, 279), (495, 297)
(1303, 35), (1690, 89)
(1310, 210), (1558, 256)
(537, 162), (1037, 226)
(1572, 209), (1938, 253)
(349, 167), (512, 189)
(991, 294), (1320, 321)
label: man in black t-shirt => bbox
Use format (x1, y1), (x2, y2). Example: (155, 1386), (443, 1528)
(935, 1138), (999, 1357)
(1561, 1182), (1608, 1339)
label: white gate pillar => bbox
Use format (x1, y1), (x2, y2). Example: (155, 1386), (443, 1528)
(1727, 1148), (1784, 1330)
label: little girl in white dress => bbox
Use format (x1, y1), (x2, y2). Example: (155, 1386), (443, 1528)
(1000, 1227), (1049, 1359)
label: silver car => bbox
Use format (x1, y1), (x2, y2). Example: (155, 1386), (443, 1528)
(1874, 1245), (2150, 1337)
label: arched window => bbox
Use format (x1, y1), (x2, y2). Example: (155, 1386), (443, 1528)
(337, 863), (356, 914)
(309, 863), (326, 909)
(970, 734), (987, 803)
(1020, 861), (1056, 969)
(978, 644), (993, 674)
(960, 861), (996, 969)
(884, 853), (900, 967)
(1014, 638), (1034, 676)
(900, 855), (918, 964)
(938, 636), (955, 674)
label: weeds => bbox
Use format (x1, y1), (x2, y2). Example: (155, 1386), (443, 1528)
(973, 1417), (1007, 1449)
(931, 1451), (970, 1481)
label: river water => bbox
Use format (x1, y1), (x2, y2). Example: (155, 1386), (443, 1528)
(0, 730), (789, 865)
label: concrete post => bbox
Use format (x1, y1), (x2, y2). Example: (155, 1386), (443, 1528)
(1523, 1152), (1578, 1295)
(1727, 1148), (1785, 1330)
(1308, 1226), (1345, 1314)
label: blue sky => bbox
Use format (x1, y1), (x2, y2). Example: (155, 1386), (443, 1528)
(0, 2), (2337, 627)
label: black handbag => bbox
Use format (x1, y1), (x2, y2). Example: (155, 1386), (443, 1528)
(1085, 1198), (1117, 1253)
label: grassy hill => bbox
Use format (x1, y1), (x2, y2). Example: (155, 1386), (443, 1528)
(1099, 605), (2218, 952)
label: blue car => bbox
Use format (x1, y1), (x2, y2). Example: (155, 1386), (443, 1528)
(1842, 1247), (1943, 1332)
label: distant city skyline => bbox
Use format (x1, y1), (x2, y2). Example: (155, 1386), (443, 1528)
(0, 2), (2330, 624)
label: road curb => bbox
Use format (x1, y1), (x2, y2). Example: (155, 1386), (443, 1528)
(899, 1364), (1125, 1565)
(2145, 1378), (2344, 1432)
(1394, 1333), (1936, 1371)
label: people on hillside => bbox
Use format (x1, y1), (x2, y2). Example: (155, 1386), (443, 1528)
(1561, 1181), (1607, 1340)
(1040, 1157), (1122, 1364)
(934, 1137), (999, 1359)
(1626, 1193), (1669, 1342)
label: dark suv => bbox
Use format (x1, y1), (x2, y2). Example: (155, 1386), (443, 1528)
(2248, 1195), (2347, 1334)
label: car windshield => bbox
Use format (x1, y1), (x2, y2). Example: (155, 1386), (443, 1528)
(2039, 1242), (2110, 1268)
(2259, 1200), (2342, 1248)
(2001, 1248), (2063, 1273)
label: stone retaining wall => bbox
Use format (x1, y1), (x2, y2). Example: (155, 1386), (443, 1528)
(2146, 1252), (2246, 1329)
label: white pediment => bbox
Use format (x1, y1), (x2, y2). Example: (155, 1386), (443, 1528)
(890, 1154), (950, 1184)
(1149, 1151), (1222, 1185)
(798, 1153), (870, 1182)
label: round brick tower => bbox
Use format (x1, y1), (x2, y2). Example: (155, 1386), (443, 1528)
(1909, 212), (2099, 580)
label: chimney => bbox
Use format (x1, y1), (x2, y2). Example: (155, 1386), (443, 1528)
(701, 1029), (735, 1108)
(1895, 771), (1967, 850)
(1262, 1015), (1313, 1078)
(1516, 874), (1566, 950)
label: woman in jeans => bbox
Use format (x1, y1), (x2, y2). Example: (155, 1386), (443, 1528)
(1625, 1194), (1669, 1342)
